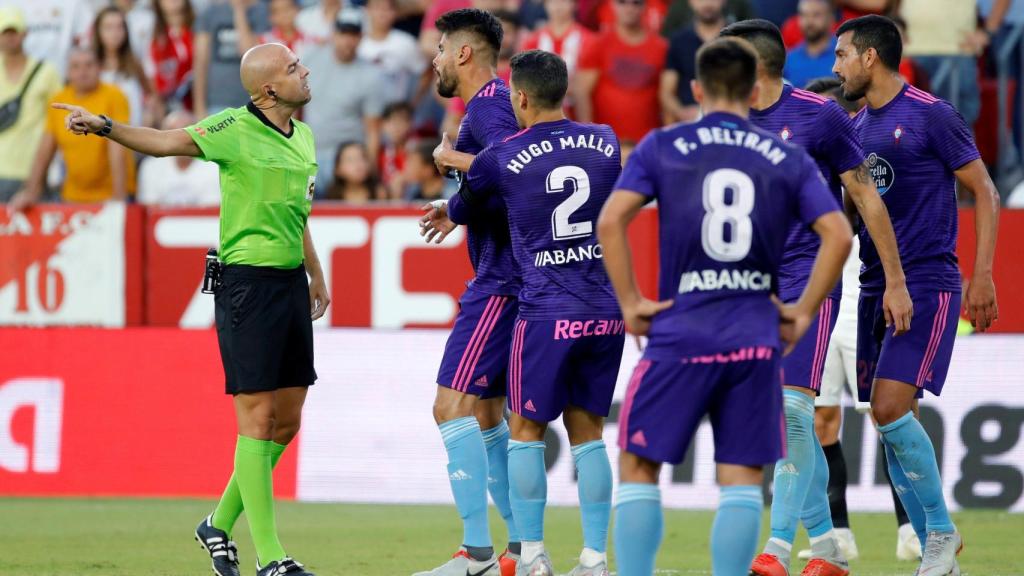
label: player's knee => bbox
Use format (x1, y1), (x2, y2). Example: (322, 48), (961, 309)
(618, 451), (660, 484)
(273, 417), (301, 445)
(432, 387), (476, 424)
(814, 407), (841, 444)
(509, 414), (546, 442)
(473, 397), (505, 430)
(871, 401), (906, 427)
(563, 407), (603, 446)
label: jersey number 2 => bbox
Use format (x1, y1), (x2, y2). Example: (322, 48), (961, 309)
(702, 168), (754, 262)
(547, 166), (592, 240)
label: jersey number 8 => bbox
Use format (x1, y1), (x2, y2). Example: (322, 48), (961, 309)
(701, 168), (755, 262)
(547, 165), (593, 241)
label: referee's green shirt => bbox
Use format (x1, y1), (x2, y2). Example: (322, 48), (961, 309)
(187, 103), (317, 269)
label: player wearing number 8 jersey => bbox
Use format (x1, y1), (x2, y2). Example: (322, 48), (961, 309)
(441, 49), (624, 576)
(597, 38), (852, 576)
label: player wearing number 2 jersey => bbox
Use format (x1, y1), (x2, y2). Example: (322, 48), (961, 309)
(433, 50), (625, 576)
(597, 38), (852, 576)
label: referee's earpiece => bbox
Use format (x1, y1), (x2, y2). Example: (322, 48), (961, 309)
(268, 89), (278, 101)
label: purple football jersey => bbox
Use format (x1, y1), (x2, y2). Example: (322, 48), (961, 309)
(452, 78), (523, 296)
(852, 84), (980, 294)
(615, 111), (841, 358)
(461, 119), (623, 319)
(750, 85), (864, 301)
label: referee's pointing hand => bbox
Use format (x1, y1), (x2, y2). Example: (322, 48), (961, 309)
(52, 103), (104, 135)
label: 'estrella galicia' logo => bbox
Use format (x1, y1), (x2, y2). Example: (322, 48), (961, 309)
(867, 153), (895, 195)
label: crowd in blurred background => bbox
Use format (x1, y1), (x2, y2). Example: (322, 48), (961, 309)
(0, 0), (1022, 207)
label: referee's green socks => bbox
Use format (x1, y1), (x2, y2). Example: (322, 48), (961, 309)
(225, 436), (288, 565)
(211, 440), (287, 534)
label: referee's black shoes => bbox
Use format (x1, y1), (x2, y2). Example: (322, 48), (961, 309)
(195, 515), (241, 576)
(257, 557), (315, 576)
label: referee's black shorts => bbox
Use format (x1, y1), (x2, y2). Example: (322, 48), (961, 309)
(214, 263), (317, 395)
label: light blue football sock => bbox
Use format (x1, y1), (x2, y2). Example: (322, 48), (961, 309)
(801, 433), (834, 538)
(712, 485), (763, 576)
(883, 439), (927, 546)
(482, 421), (520, 544)
(572, 440), (612, 553)
(440, 417), (491, 548)
(879, 412), (955, 535)
(614, 483), (662, 576)
(768, 389), (817, 548)
(508, 440), (547, 542)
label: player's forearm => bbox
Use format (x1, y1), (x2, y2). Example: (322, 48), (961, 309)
(597, 212), (642, 306)
(798, 212), (853, 313)
(193, 35), (211, 118)
(971, 178), (1000, 279)
(232, 4), (258, 54)
(843, 173), (905, 286)
(303, 226), (325, 279)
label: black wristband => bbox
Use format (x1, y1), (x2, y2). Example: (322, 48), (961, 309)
(97, 114), (113, 137)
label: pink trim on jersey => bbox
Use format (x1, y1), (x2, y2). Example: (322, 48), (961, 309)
(916, 292), (952, 388)
(907, 86), (938, 102)
(618, 359), (652, 451)
(809, 299), (834, 391)
(503, 127), (531, 143)
(477, 81), (498, 99)
(791, 88), (828, 104)
(452, 296), (504, 392)
(509, 319), (527, 413)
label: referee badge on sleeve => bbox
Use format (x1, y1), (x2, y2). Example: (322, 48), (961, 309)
(306, 175), (316, 201)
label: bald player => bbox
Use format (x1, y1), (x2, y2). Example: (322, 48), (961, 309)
(49, 43), (329, 576)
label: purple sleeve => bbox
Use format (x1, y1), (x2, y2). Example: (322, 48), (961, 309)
(925, 101), (982, 171)
(469, 99), (520, 147)
(613, 132), (658, 198)
(449, 147), (502, 225)
(817, 101), (865, 175)
(793, 152), (841, 226)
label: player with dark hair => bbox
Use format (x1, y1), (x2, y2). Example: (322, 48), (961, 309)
(834, 14), (1000, 576)
(599, 37), (852, 576)
(804, 77), (862, 115)
(425, 47), (624, 576)
(722, 18), (910, 576)
(413, 8), (523, 576)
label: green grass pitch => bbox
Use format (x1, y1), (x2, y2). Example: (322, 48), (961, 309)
(2, 498), (1021, 575)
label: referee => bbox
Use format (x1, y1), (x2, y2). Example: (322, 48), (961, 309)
(51, 43), (328, 576)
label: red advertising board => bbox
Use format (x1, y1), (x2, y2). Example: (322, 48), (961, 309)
(0, 328), (298, 498)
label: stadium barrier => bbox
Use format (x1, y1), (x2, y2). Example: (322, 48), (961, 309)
(1, 327), (1022, 512)
(1, 204), (1021, 331)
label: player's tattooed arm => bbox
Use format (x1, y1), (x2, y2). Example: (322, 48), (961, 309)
(841, 160), (913, 335)
(954, 158), (1000, 331)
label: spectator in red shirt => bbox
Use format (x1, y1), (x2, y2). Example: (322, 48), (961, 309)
(379, 102), (414, 199)
(780, 0), (886, 47)
(581, 0), (668, 34)
(151, 0), (193, 108)
(521, 0), (595, 79)
(575, 0), (668, 141)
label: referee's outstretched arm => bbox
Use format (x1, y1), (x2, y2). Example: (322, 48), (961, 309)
(51, 102), (202, 159)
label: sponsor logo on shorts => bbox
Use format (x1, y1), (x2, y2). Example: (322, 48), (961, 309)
(679, 346), (775, 364)
(553, 319), (625, 340)
(474, 375), (488, 386)
(524, 399), (537, 412)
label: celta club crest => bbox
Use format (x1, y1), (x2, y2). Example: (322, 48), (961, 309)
(780, 126), (792, 141)
(894, 125), (903, 144)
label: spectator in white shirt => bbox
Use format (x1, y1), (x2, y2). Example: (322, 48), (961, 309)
(296, 0), (343, 49)
(357, 0), (428, 104)
(137, 111), (221, 206)
(10, 0), (94, 76)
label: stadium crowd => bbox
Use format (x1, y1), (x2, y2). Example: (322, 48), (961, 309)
(0, 0), (1022, 207)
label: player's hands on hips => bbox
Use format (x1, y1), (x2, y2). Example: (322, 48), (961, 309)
(420, 200), (456, 244)
(883, 281), (913, 336)
(308, 273), (330, 321)
(772, 295), (813, 356)
(964, 273), (998, 332)
(621, 297), (673, 336)
(52, 103), (105, 135)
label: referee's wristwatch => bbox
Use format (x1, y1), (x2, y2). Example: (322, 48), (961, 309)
(96, 114), (113, 137)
